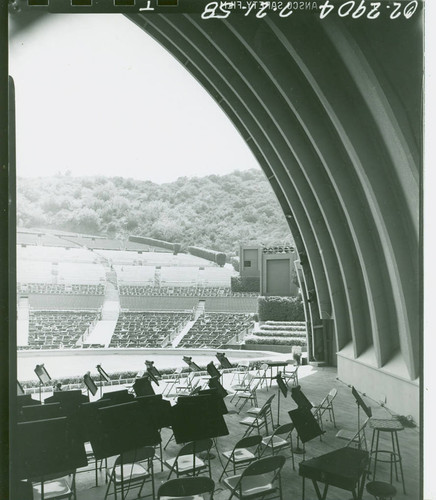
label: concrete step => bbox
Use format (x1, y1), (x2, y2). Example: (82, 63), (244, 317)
(83, 320), (118, 347)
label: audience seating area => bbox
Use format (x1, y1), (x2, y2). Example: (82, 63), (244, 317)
(18, 283), (105, 295)
(61, 236), (123, 250)
(120, 296), (199, 312)
(27, 294), (105, 310)
(57, 262), (106, 284)
(17, 245), (97, 263)
(17, 261), (53, 283)
(177, 313), (253, 349)
(114, 265), (155, 285)
(109, 312), (191, 348)
(23, 311), (99, 349)
(17, 231), (80, 248)
(99, 250), (210, 267)
(119, 286), (257, 298)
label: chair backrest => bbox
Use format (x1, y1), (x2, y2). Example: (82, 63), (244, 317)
(158, 477), (215, 499)
(237, 360), (250, 370)
(247, 378), (261, 392)
(273, 423), (294, 438)
(115, 446), (155, 465)
(242, 455), (286, 478)
(262, 394), (276, 410)
(235, 434), (263, 451)
(328, 388), (337, 401)
(179, 438), (213, 457)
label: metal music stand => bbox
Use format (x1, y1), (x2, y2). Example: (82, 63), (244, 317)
(289, 407), (324, 460)
(171, 393), (229, 469)
(83, 372), (98, 398)
(146, 370), (160, 386)
(291, 385), (314, 453)
(207, 361), (221, 379)
(145, 360), (162, 380)
(133, 376), (155, 397)
(351, 386), (372, 450)
(91, 401), (161, 500)
(183, 356), (202, 372)
(96, 364), (110, 398)
(171, 393), (229, 444)
(216, 352), (233, 370)
(208, 376), (228, 399)
(14, 416), (88, 500)
(135, 395), (172, 471)
(17, 380), (25, 396)
(275, 372), (288, 427)
(34, 364), (51, 402)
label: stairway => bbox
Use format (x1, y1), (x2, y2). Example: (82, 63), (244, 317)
(194, 300), (206, 320)
(172, 319), (197, 348)
(81, 276), (121, 347)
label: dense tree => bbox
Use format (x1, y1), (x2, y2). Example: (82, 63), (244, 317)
(17, 169), (293, 254)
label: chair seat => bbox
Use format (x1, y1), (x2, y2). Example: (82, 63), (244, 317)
(165, 455), (206, 473)
(223, 474), (276, 498)
(222, 449), (256, 463)
(237, 391), (254, 398)
(232, 384), (248, 392)
(369, 419), (404, 431)
(366, 480), (397, 497)
(111, 463), (149, 483)
(160, 495), (204, 500)
(32, 478), (72, 500)
(240, 416), (264, 426)
(262, 436), (288, 449)
(246, 407), (261, 415)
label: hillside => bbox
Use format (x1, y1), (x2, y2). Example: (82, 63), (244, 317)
(17, 169), (293, 254)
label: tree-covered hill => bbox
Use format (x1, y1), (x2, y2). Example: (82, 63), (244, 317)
(17, 169), (293, 254)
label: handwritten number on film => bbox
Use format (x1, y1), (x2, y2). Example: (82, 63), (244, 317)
(319, 0), (418, 20)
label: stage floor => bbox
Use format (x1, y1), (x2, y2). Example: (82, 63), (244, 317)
(37, 365), (420, 500)
(17, 347), (287, 382)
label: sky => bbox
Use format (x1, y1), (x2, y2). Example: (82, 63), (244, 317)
(8, 13), (260, 183)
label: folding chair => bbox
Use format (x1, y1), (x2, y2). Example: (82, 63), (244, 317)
(336, 416), (370, 450)
(219, 435), (263, 481)
(230, 361), (250, 385)
(239, 396), (275, 438)
(246, 395), (275, 418)
(32, 471), (77, 500)
(222, 455), (286, 500)
(164, 439), (213, 480)
(175, 372), (201, 396)
(158, 477), (215, 499)
(260, 423), (295, 470)
(251, 363), (269, 390)
(312, 388), (337, 429)
(282, 364), (299, 387)
(104, 446), (155, 500)
(230, 374), (253, 403)
(163, 367), (184, 396)
(234, 379), (261, 412)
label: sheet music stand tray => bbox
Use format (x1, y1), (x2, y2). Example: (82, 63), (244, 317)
(351, 386), (372, 450)
(96, 364), (110, 398)
(289, 407), (324, 460)
(92, 401), (161, 499)
(34, 364), (51, 402)
(182, 356), (202, 372)
(216, 352), (233, 370)
(83, 373), (98, 397)
(145, 360), (162, 379)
